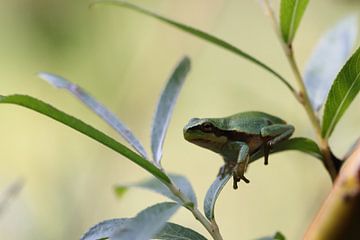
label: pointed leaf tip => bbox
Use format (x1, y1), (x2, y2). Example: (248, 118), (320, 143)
(151, 57), (191, 164)
(38, 72), (72, 89)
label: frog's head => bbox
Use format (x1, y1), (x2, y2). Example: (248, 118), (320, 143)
(183, 117), (228, 153)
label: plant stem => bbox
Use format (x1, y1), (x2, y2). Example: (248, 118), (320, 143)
(166, 182), (224, 240)
(286, 47), (337, 180)
(261, 0), (337, 181)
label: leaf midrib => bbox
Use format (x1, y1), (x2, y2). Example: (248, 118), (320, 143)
(288, 0), (300, 42)
(325, 55), (360, 137)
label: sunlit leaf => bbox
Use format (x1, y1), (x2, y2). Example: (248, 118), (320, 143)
(155, 222), (208, 240)
(90, 0), (295, 94)
(280, 0), (309, 44)
(38, 72), (148, 158)
(204, 174), (231, 221)
(81, 218), (129, 240)
(111, 202), (179, 240)
(0, 94), (170, 184)
(151, 57), (190, 164)
(304, 16), (358, 111)
(322, 46), (360, 138)
(115, 174), (197, 207)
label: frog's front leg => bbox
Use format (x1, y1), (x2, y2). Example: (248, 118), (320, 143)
(261, 124), (294, 165)
(223, 141), (250, 189)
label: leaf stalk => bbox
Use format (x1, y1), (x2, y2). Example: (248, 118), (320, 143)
(166, 181), (224, 240)
(261, 0), (337, 181)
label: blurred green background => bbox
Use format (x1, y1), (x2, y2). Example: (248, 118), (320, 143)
(1, 0), (360, 239)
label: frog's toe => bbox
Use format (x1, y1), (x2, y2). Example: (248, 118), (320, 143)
(232, 173), (250, 189)
(241, 175), (250, 183)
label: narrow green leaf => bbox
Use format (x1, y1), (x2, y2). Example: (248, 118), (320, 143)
(204, 137), (322, 221)
(38, 72), (148, 159)
(0, 94), (170, 184)
(280, 0), (310, 43)
(304, 16), (358, 111)
(111, 202), (179, 240)
(204, 174), (231, 221)
(151, 57), (190, 164)
(115, 174), (197, 207)
(81, 220), (207, 240)
(81, 218), (130, 240)
(322, 46), (360, 138)
(250, 137), (323, 162)
(90, 0), (295, 94)
(155, 222), (208, 240)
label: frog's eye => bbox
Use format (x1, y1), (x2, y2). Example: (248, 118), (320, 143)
(201, 122), (213, 132)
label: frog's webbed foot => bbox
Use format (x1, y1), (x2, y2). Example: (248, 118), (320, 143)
(232, 162), (250, 189)
(218, 162), (249, 189)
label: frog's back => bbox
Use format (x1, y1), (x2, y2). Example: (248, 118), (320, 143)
(224, 111), (286, 134)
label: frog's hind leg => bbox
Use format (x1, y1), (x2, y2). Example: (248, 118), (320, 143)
(261, 124), (294, 165)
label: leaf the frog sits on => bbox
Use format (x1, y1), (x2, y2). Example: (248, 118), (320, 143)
(183, 111), (294, 189)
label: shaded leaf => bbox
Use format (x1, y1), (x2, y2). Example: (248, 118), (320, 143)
(151, 57), (190, 164)
(251, 137), (323, 162)
(111, 202), (179, 240)
(115, 174), (197, 207)
(38, 72), (148, 158)
(304, 16), (358, 111)
(0, 94), (170, 184)
(90, 0), (295, 94)
(322, 46), (360, 138)
(256, 231), (286, 240)
(280, 0), (309, 44)
(81, 218), (129, 240)
(204, 174), (231, 221)
(155, 222), (208, 240)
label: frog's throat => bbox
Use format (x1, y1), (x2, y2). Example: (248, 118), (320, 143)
(187, 133), (228, 153)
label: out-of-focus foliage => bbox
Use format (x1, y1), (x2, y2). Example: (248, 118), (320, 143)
(1, 0), (360, 239)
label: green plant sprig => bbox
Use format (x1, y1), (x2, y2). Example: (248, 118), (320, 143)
(262, 0), (337, 180)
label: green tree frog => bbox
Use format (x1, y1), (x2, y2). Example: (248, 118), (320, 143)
(183, 111), (294, 189)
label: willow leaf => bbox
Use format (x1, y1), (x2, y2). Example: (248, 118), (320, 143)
(0, 94), (170, 184)
(151, 57), (190, 164)
(39, 72), (148, 158)
(304, 16), (358, 111)
(90, 0), (295, 94)
(111, 202), (179, 240)
(280, 0), (310, 44)
(322, 46), (360, 138)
